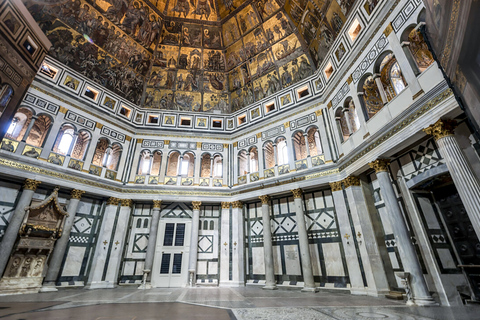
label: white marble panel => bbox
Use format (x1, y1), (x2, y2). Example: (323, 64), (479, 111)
(284, 244), (301, 275)
(76, 200), (93, 214)
(304, 193), (315, 211)
(135, 261), (144, 275)
(208, 261), (218, 274)
(417, 196), (440, 229)
(249, 207), (257, 219)
(378, 206), (394, 234)
(0, 183), (19, 203)
(324, 191), (334, 207)
(388, 251), (400, 269)
(252, 247), (265, 275)
(279, 198), (289, 214)
(197, 261), (207, 275)
(437, 248), (456, 269)
(314, 192), (325, 209)
(272, 202), (280, 215)
(61, 246), (86, 276)
(123, 261), (135, 275)
(309, 243), (322, 276)
(322, 242), (345, 277)
(273, 245), (283, 275)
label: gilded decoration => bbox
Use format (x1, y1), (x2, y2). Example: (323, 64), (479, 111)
(221, 202), (231, 209)
(383, 23), (393, 37)
(259, 195), (270, 204)
(232, 201), (243, 209)
(24, 179), (41, 191)
(192, 201), (202, 210)
(291, 188), (303, 198)
(329, 181), (343, 192)
(121, 199), (133, 207)
(107, 197), (120, 206)
(70, 189), (85, 199)
(153, 200), (163, 208)
(368, 159), (391, 173)
(343, 176), (360, 188)
(423, 119), (456, 141)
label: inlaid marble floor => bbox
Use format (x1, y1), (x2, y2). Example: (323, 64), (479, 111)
(0, 286), (478, 319)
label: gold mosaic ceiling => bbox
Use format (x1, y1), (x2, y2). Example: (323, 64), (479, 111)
(25, 0), (357, 114)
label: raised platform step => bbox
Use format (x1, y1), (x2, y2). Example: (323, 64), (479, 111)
(385, 291), (404, 300)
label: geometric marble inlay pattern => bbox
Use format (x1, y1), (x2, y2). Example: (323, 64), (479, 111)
(305, 209), (335, 231)
(198, 235), (213, 253)
(72, 217), (94, 234)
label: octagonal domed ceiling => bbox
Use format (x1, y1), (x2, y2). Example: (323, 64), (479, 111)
(24, 0), (356, 114)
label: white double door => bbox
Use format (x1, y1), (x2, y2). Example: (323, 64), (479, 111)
(151, 219), (191, 287)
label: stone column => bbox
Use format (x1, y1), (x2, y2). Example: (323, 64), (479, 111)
(219, 202), (231, 286)
(140, 200), (162, 289)
(373, 74), (388, 105)
(424, 120), (480, 240)
(232, 201), (245, 286)
(369, 159), (435, 305)
(316, 111), (334, 162)
(291, 189), (317, 292)
(343, 177), (390, 296)
(343, 109), (354, 135)
(0, 179), (41, 277)
(82, 123), (103, 170)
(188, 201), (201, 286)
(259, 195), (276, 290)
(401, 42), (421, 76)
(41, 189), (85, 292)
(15, 115), (37, 155)
(273, 143), (278, 166)
(330, 181), (366, 295)
(40, 110), (67, 159)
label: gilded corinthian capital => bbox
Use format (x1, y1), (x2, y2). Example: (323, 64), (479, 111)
(329, 181), (343, 192)
(423, 119), (456, 141)
(107, 197), (120, 206)
(368, 159), (390, 173)
(343, 176), (360, 189)
(291, 188), (303, 198)
(232, 201), (243, 209)
(259, 195), (270, 204)
(153, 200), (162, 208)
(192, 201), (202, 210)
(221, 202), (231, 209)
(121, 199), (133, 207)
(71, 189), (85, 199)
(24, 179), (41, 191)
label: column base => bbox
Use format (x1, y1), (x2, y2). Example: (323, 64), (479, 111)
(262, 285), (278, 290)
(39, 285), (58, 293)
(350, 287), (368, 296)
(138, 283), (152, 290)
(413, 296), (438, 306)
(301, 287), (319, 293)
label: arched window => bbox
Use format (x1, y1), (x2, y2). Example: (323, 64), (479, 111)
(361, 75), (383, 119)
(105, 143), (122, 171)
(203, 220), (208, 230)
(335, 108), (350, 142)
(263, 142), (275, 169)
(200, 153), (211, 177)
(92, 138), (110, 167)
(150, 151), (162, 176)
(138, 150), (152, 175)
(181, 152), (195, 177)
(238, 150), (248, 175)
(25, 114), (52, 147)
(379, 54), (407, 100)
(209, 220), (214, 230)
(293, 131), (307, 160)
(408, 28), (434, 72)
(143, 219), (149, 228)
(249, 147), (258, 172)
(71, 130), (91, 160)
(307, 127), (322, 156)
(276, 138), (288, 166)
(5, 107), (32, 141)
(136, 218), (142, 228)
(166, 151), (180, 176)
(0, 83), (14, 114)
(52, 124), (76, 155)
(213, 155), (223, 178)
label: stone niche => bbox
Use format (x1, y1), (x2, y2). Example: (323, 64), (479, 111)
(0, 188), (67, 294)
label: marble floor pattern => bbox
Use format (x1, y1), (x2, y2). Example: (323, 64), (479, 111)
(0, 287), (478, 319)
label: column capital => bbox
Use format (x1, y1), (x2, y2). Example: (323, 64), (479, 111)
(232, 201), (243, 209)
(107, 197), (120, 206)
(343, 176), (361, 189)
(291, 188), (303, 198)
(70, 189), (85, 199)
(192, 201), (202, 210)
(423, 119), (456, 141)
(153, 200), (162, 208)
(259, 195), (270, 204)
(369, 159), (390, 173)
(23, 179), (41, 191)
(329, 181), (343, 192)
(221, 202), (231, 209)
(121, 199), (133, 207)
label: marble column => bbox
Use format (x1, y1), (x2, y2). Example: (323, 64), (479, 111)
(259, 195), (276, 290)
(424, 120), (480, 240)
(15, 115), (37, 155)
(0, 179), (41, 277)
(219, 202), (231, 286)
(373, 74), (388, 105)
(291, 189), (317, 292)
(401, 42), (421, 76)
(330, 181), (366, 295)
(188, 201), (201, 286)
(140, 200), (162, 289)
(369, 159), (435, 305)
(232, 201), (245, 286)
(343, 177), (390, 296)
(40, 110), (67, 159)
(41, 189), (85, 292)
(343, 109), (354, 135)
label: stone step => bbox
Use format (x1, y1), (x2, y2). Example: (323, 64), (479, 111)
(385, 291), (404, 300)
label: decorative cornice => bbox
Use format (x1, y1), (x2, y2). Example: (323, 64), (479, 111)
(107, 197), (120, 205)
(70, 189), (85, 199)
(23, 179), (41, 191)
(343, 176), (360, 189)
(423, 119), (456, 141)
(192, 201), (202, 210)
(329, 181), (343, 192)
(369, 159), (391, 173)
(121, 199), (133, 207)
(259, 195), (270, 205)
(232, 201), (243, 209)
(291, 188), (303, 198)
(153, 200), (162, 208)
(221, 201), (230, 209)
